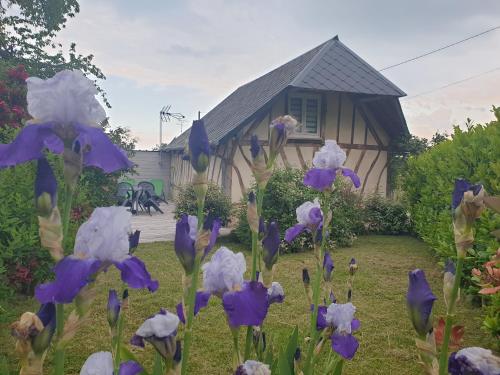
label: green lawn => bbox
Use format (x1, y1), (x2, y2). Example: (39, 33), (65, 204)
(0, 235), (493, 374)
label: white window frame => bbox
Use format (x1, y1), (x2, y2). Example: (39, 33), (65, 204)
(288, 93), (322, 139)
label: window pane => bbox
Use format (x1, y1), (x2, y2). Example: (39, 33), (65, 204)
(289, 97), (302, 125)
(305, 98), (318, 133)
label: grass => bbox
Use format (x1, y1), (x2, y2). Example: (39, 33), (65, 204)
(0, 235), (493, 374)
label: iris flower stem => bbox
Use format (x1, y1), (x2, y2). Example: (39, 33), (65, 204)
(438, 256), (464, 375)
(181, 197), (205, 375)
(113, 304), (126, 373)
(53, 186), (74, 375)
(304, 201), (329, 375)
(333, 358), (344, 375)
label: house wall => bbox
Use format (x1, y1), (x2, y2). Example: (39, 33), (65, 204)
(167, 90), (392, 202)
(124, 150), (170, 193)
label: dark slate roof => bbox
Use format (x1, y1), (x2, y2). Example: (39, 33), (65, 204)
(166, 36), (405, 150)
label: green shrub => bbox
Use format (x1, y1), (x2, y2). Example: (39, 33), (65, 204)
(174, 183), (232, 225)
(363, 195), (412, 234)
(402, 115), (500, 297)
(234, 168), (364, 252)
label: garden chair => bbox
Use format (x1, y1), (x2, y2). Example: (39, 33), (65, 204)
(150, 178), (167, 203)
(137, 181), (164, 215)
(116, 182), (135, 213)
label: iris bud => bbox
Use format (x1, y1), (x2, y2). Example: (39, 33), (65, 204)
(247, 192), (259, 233)
(35, 158), (57, 217)
(107, 289), (121, 329)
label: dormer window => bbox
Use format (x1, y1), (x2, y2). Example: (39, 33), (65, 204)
(288, 93), (321, 137)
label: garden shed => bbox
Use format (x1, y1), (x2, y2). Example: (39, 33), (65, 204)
(164, 35), (408, 202)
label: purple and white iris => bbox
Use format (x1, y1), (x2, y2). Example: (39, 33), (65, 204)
(303, 140), (360, 191)
(285, 198), (323, 243)
(267, 281), (285, 305)
(202, 247), (277, 327)
(325, 302), (360, 360)
(131, 309), (180, 360)
(0, 70), (132, 172)
(268, 115), (297, 163)
(448, 347), (500, 375)
(35, 207), (158, 304)
(234, 360), (271, 375)
(174, 214), (220, 274)
(80, 351), (142, 375)
(406, 269), (437, 336)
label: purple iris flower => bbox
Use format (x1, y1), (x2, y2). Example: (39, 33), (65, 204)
(406, 269), (437, 336)
(35, 158), (57, 213)
(0, 122), (132, 172)
(107, 289), (121, 328)
(448, 347), (500, 375)
(35, 207), (158, 304)
(174, 214), (221, 274)
(303, 140), (360, 191)
(176, 291), (211, 324)
(131, 309), (180, 360)
(285, 198), (323, 243)
(325, 302), (360, 360)
(262, 221), (280, 269)
(267, 282), (285, 305)
(323, 252), (334, 281)
(188, 119), (210, 173)
(452, 178), (483, 210)
(119, 361), (143, 375)
(222, 281), (269, 327)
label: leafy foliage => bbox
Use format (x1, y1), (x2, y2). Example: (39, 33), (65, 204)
(0, 0), (109, 105)
(174, 183), (232, 225)
(362, 195), (412, 234)
(402, 113), (500, 298)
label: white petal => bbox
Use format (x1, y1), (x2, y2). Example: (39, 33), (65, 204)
(325, 302), (356, 334)
(242, 360), (271, 375)
(202, 246), (246, 294)
(456, 347), (500, 374)
(74, 206), (132, 262)
(267, 282), (284, 299)
(136, 311), (179, 338)
(295, 198), (321, 225)
(312, 139), (346, 169)
(80, 351), (113, 375)
(27, 70), (106, 127)
(187, 215), (198, 241)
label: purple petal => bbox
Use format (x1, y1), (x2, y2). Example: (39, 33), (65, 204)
(341, 168), (361, 188)
(303, 168), (336, 191)
(176, 291), (211, 324)
(452, 178), (482, 210)
(130, 334), (145, 347)
(284, 223), (307, 243)
(74, 123), (133, 173)
(262, 221), (280, 268)
(0, 123), (63, 168)
(323, 252), (334, 281)
(36, 302), (56, 330)
(204, 218), (221, 257)
(351, 319), (361, 332)
(119, 361), (142, 375)
(114, 256), (159, 292)
(250, 135), (260, 159)
(331, 333), (359, 360)
(174, 214), (196, 273)
(311, 304), (328, 331)
(406, 269), (437, 336)
(107, 289), (121, 327)
(35, 158), (58, 207)
(223, 281), (269, 327)
(129, 230), (141, 250)
(35, 257), (101, 304)
(308, 207), (323, 226)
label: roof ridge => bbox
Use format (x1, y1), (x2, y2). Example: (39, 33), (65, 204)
(334, 39), (406, 96)
(290, 37), (336, 87)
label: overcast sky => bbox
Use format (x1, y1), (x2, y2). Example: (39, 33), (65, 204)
(57, 0), (500, 149)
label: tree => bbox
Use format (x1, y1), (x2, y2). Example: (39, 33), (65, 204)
(0, 0), (109, 106)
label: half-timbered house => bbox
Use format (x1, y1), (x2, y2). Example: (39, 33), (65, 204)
(164, 36), (408, 202)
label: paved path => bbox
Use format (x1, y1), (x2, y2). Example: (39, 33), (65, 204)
(130, 203), (231, 243)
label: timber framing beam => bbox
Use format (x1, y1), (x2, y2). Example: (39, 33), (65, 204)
(238, 139), (387, 151)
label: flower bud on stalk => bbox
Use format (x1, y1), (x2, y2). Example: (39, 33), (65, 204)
(262, 221), (280, 286)
(250, 135), (272, 189)
(443, 260), (459, 310)
(452, 179), (485, 257)
(302, 268), (312, 304)
(247, 192), (259, 233)
(107, 289), (121, 329)
(35, 158), (63, 261)
(268, 115), (297, 165)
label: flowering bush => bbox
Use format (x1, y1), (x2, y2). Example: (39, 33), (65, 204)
(175, 182), (232, 225)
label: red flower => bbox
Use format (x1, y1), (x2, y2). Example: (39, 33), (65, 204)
(7, 65), (29, 82)
(0, 100), (10, 114)
(11, 105), (24, 118)
(434, 317), (464, 350)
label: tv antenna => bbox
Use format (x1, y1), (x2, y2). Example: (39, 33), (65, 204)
(159, 105), (185, 147)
